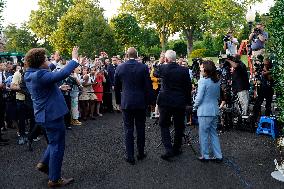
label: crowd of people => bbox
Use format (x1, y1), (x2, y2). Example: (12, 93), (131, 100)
(0, 51), (126, 145)
(0, 22), (274, 188)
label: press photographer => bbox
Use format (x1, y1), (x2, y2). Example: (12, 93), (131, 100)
(253, 57), (274, 119)
(223, 31), (239, 56)
(225, 55), (250, 118)
(248, 23), (268, 61)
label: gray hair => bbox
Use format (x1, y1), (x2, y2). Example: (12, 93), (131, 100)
(165, 50), (176, 62)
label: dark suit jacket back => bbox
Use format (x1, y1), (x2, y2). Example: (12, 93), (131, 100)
(107, 63), (117, 87)
(154, 62), (191, 108)
(114, 59), (152, 110)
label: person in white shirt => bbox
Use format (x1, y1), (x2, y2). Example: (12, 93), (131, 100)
(223, 31), (239, 56)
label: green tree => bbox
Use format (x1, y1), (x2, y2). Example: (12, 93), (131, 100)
(137, 27), (161, 57)
(121, 0), (257, 55)
(168, 40), (187, 57)
(0, 0), (5, 31)
(268, 0), (284, 122)
(50, 0), (117, 57)
(121, 0), (176, 52)
(4, 24), (38, 53)
(139, 27), (160, 50)
(203, 33), (214, 57)
(110, 13), (141, 50)
(29, 0), (74, 41)
(169, 0), (206, 55)
(255, 12), (261, 23)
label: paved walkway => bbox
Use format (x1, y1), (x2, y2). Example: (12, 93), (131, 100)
(0, 113), (283, 189)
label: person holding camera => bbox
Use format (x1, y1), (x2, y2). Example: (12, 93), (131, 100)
(223, 31), (239, 56)
(249, 23), (268, 61)
(253, 57), (274, 119)
(226, 55), (250, 118)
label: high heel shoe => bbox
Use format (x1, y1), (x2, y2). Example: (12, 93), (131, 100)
(197, 157), (210, 162)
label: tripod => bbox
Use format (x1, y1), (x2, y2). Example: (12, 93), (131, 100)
(156, 118), (198, 156)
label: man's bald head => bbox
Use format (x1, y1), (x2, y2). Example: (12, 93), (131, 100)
(127, 47), (138, 59)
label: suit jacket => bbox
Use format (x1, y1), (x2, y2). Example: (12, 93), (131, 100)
(154, 63), (191, 108)
(114, 59), (153, 110)
(107, 63), (117, 87)
(24, 60), (79, 123)
(193, 77), (220, 117)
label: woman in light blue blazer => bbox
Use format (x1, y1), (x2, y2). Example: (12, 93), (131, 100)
(193, 60), (222, 162)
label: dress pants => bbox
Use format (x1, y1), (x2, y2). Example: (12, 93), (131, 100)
(0, 96), (5, 135)
(64, 95), (71, 127)
(198, 116), (222, 159)
(112, 89), (120, 111)
(122, 109), (146, 159)
(41, 117), (66, 181)
(158, 106), (185, 154)
(16, 100), (27, 137)
(253, 86), (274, 116)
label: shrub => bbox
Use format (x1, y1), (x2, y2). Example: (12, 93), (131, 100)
(268, 0), (284, 124)
(190, 48), (207, 58)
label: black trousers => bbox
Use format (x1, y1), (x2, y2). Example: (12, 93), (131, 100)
(102, 92), (113, 112)
(253, 86), (274, 117)
(17, 100), (27, 137)
(64, 95), (71, 127)
(0, 97), (5, 136)
(122, 109), (146, 159)
(158, 106), (185, 154)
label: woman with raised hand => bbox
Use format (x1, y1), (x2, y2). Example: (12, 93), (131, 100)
(24, 47), (85, 187)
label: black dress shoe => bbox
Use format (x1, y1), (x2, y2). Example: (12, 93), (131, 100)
(137, 154), (147, 161)
(66, 126), (72, 130)
(173, 149), (183, 156)
(125, 158), (135, 165)
(160, 153), (174, 161)
(27, 141), (33, 151)
(212, 158), (223, 163)
(0, 138), (9, 143)
(0, 139), (8, 145)
(36, 162), (49, 175)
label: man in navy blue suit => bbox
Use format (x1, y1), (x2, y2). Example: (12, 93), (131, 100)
(114, 47), (153, 165)
(107, 56), (119, 111)
(154, 50), (192, 161)
(24, 47), (84, 187)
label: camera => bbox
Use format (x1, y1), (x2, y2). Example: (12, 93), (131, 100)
(218, 54), (237, 68)
(254, 54), (264, 76)
(223, 35), (231, 42)
(253, 28), (262, 35)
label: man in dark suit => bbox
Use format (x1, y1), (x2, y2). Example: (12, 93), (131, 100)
(107, 56), (119, 111)
(24, 47), (84, 187)
(154, 50), (192, 161)
(114, 47), (152, 165)
(0, 63), (9, 144)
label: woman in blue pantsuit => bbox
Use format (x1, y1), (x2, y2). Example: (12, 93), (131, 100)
(24, 47), (84, 187)
(193, 60), (223, 162)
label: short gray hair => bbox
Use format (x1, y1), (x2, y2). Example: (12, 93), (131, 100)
(165, 50), (176, 62)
